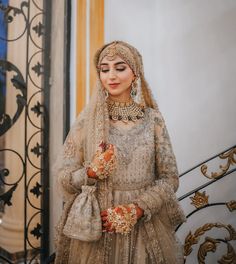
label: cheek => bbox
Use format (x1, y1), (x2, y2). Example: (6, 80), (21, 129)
(99, 73), (107, 85)
(120, 71), (134, 84)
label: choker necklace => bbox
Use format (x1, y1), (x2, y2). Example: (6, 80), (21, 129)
(107, 98), (145, 123)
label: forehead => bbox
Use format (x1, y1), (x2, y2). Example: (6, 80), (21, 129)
(100, 55), (126, 65)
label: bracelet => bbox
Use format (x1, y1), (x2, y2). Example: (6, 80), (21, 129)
(88, 149), (116, 180)
(107, 204), (137, 234)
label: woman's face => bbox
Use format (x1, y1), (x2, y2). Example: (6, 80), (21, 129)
(99, 55), (135, 102)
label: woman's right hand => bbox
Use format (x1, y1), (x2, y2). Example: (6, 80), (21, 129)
(87, 143), (115, 179)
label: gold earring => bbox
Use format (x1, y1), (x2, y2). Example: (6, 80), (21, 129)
(130, 81), (137, 98)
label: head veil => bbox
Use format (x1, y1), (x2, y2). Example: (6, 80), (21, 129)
(81, 40), (158, 162)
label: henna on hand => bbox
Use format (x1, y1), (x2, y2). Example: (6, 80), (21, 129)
(87, 143), (116, 180)
(134, 204), (144, 219)
(101, 210), (114, 233)
(100, 204), (141, 234)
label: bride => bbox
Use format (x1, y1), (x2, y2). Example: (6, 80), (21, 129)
(54, 40), (185, 264)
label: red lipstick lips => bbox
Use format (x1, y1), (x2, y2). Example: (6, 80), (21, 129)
(109, 83), (120, 88)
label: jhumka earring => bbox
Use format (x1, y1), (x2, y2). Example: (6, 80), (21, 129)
(130, 81), (137, 98)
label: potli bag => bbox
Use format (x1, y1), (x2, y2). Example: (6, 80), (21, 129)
(63, 180), (102, 242)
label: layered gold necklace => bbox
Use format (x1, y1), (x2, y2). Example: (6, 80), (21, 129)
(107, 98), (145, 123)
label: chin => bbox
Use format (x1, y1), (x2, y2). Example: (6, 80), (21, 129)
(108, 88), (130, 97)
(109, 93), (123, 97)
(108, 90), (123, 97)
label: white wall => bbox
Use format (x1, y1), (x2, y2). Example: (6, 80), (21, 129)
(105, 0), (236, 172)
(104, 1), (236, 262)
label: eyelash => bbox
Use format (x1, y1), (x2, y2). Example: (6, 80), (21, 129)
(101, 68), (126, 73)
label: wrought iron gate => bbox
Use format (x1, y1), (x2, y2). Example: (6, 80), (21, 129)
(0, 0), (51, 263)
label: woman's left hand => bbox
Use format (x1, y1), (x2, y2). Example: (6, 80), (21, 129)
(101, 204), (144, 233)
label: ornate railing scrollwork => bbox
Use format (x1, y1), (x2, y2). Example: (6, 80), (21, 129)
(201, 147), (236, 179)
(218, 243), (236, 264)
(0, 0), (51, 263)
(0, 60), (27, 136)
(177, 145), (236, 263)
(0, 184), (17, 206)
(226, 201), (236, 212)
(190, 191), (209, 209)
(0, 1), (28, 41)
(184, 223), (236, 263)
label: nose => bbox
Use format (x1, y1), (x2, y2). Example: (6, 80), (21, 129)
(108, 69), (116, 80)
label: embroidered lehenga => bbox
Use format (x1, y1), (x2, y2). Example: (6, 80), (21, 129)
(54, 41), (185, 264)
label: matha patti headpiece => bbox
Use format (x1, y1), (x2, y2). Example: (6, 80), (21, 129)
(101, 42), (117, 61)
(95, 41), (142, 78)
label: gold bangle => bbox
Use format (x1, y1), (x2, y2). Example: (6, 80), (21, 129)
(107, 204), (137, 234)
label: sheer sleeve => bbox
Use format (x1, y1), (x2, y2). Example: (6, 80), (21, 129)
(135, 110), (185, 226)
(55, 115), (96, 201)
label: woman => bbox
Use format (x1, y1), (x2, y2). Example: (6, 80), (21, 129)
(54, 41), (185, 264)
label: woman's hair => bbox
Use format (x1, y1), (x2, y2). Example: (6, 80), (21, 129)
(81, 41), (158, 162)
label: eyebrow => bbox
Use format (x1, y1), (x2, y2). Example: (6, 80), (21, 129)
(100, 61), (127, 66)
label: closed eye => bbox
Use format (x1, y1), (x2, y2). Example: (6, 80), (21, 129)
(116, 67), (126, 72)
(101, 69), (109, 73)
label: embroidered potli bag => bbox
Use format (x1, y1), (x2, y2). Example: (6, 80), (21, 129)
(63, 177), (102, 242)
